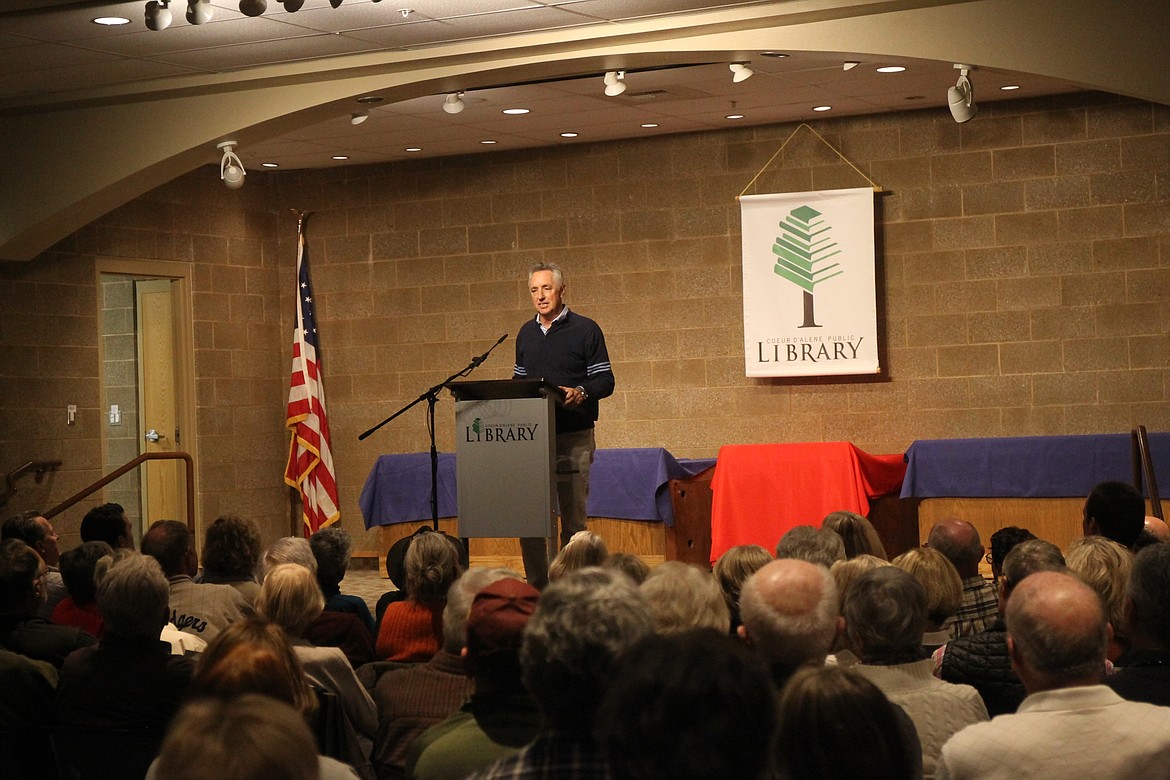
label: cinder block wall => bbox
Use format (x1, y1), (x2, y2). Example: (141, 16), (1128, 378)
(2, 92), (1167, 552)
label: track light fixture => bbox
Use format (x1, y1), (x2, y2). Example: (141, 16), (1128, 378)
(603, 71), (627, 97)
(239, 0), (266, 16)
(729, 63), (753, 83)
(948, 64), (978, 123)
(218, 141), (246, 190)
(144, 0), (172, 30)
(442, 92), (466, 114)
(186, 0), (212, 24)
(282, 0), (305, 10)
(350, 111), (369, 125)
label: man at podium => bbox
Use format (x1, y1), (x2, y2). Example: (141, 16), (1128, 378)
(513, 262), (615, 587)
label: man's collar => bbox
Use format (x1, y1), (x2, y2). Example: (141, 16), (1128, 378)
(537, 305), (569, 332)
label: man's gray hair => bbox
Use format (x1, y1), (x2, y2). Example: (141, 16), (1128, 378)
(528, 262), (564, 289)
(843, 567), (926, 664)
(1002, 539), (1066, 593)
(739, 561), (838, 670)
(640, 561), (730, 635)
(309, 526), (352, 588)
(775, 526), (845, 568)
(1128, 543), (1170, 647)
(442, 567), (521, 654)
(260, 537), (317, 580)
(521, 566), (653, 729)
(99, 553), (169, 639)
(1006, 572), (1107, 682)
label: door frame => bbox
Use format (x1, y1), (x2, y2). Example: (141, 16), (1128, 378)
(95, 258), (198, 540)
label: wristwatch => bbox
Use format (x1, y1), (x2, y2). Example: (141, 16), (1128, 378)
(575, 386), (588, 400)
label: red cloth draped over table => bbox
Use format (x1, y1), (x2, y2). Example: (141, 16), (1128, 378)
(709, 442), (907, 563)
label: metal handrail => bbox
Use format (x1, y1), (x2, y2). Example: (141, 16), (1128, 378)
(0, 460), (63, 507)
(43, 451), (195, 532)
(1132, 425), (1163, 520)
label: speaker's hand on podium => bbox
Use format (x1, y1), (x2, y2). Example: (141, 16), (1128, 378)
(559, 385), (587, 408)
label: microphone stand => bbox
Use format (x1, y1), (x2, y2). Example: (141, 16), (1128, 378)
(358, 334), (508, 530)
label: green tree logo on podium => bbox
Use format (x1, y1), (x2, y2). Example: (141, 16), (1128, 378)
(472, 417), (482, 434)
(772, 204), (843, 328)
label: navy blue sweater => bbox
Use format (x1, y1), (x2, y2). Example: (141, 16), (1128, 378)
(513, 309), (614, 434)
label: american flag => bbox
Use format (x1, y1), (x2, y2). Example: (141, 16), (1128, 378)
(284, 230), (340, 535)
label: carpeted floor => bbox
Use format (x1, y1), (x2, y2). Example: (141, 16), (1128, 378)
(341, 568), (393, 615)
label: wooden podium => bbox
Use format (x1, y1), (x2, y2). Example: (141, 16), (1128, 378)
(447, 378), (560, 562)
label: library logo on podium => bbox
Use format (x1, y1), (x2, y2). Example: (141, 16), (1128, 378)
(463, 417), (540, 443)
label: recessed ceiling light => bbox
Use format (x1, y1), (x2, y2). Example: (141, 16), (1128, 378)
(560, 132), (578, 138)
(876, 66), (906, 73)
(726, 113), (745, 120)
(760, 51), (789, 58)
(1000, 84), (1021, 91)
(356, 95), (385, 105)
(93, 16), (130, 25)
(480, 140), (497, 145)
(812, 105), (832, 112)
(502, 108), (529, 115)
(261, 163), (279, 168)
(405, 147), (422, 152)
(332, 155), (349, 160)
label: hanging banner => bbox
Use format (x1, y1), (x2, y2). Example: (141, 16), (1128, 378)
(740, 188), (879, 377)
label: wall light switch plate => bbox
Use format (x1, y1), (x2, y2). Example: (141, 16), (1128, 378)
(109, 405), (121, 425)
(67, 405), (77, 425)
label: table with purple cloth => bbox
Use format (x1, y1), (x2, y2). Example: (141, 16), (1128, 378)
(360, 447), (717, 530)
(900, 433), (1170, 498)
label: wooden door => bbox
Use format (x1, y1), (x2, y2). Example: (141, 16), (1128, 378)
(136, 279), (182, 524)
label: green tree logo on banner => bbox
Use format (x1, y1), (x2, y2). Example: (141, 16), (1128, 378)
(472, 417), (482, 434)
(772, 204), (844, 328)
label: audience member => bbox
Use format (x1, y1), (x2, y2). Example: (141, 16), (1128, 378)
(256, 563), (376, 775)
(2, 511), (66, 618)
(822, 510), (888, 560)
(0, 645), (58, 778)
(159, 619), (358, 780)
(938, 571), (1170, 779)
(312, 526), (375, 635)
(153, 696), (325, 780)
(987, 526), (1036, 579)
(713, 544), (772, 632)
(738, 558), (840, 687)
(1133, 515), (1170, 551)
(0, 538), (94, 666)
(1082, 480), (1145, 549)
(376, 531), (461, 661)
(640, 561), (730, 634)
(56, 553), (194, 730)
(546, 530), (608, 582)
(893, 547), (963, 654)
(200, 514), (263, 603)
(80, 502), (134, 549)
(50, 540), (112, 638)
(141, 519), (251, 641)
(373, 569), (511, 780)
(844, 567), (988, 778)
(927, 519), (998, 637)
(829, 554), (891, 615)
(375, 527), (430, 630)
(1105, 542), (1170, 706)
(774, 525), (845, 568)
(599, 629), (777, 780)
(1065, 535), (1133, 661)
(600, 552), (650, 584)
(466, 568), (653, 780)
(775, 666), (923, 780)
(936, 540), (1066, 717)
(262, 536), (374, 667)
(407, 577), (542, 780)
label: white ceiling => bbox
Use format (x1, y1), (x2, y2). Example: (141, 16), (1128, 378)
(0, 0), (1087, 170)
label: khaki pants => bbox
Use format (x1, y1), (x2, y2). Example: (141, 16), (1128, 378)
(520, 427), (595, 588)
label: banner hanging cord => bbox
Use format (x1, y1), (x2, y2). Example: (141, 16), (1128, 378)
(738, 123), (882, 199)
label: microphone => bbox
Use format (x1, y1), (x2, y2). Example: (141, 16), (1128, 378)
(471, 333), (508, 367)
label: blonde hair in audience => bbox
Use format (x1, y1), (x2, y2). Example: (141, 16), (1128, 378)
(640, 561), (730, 635)
(1065, 535), (1134, 648)
(548, 530), (609, 582)
(156, 695), (320, 780)
(255, 563), (325, 637)
(821, 511), (888, 561)
(829, 554), (890, 613)
(892, 547), (963, 629)
(405, 531), (462, 604)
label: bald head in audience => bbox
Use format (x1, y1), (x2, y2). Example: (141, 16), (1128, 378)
(927, 518), (983, 578)
(737, 558), (840, 686)
(1006, 571), (1108, 693)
